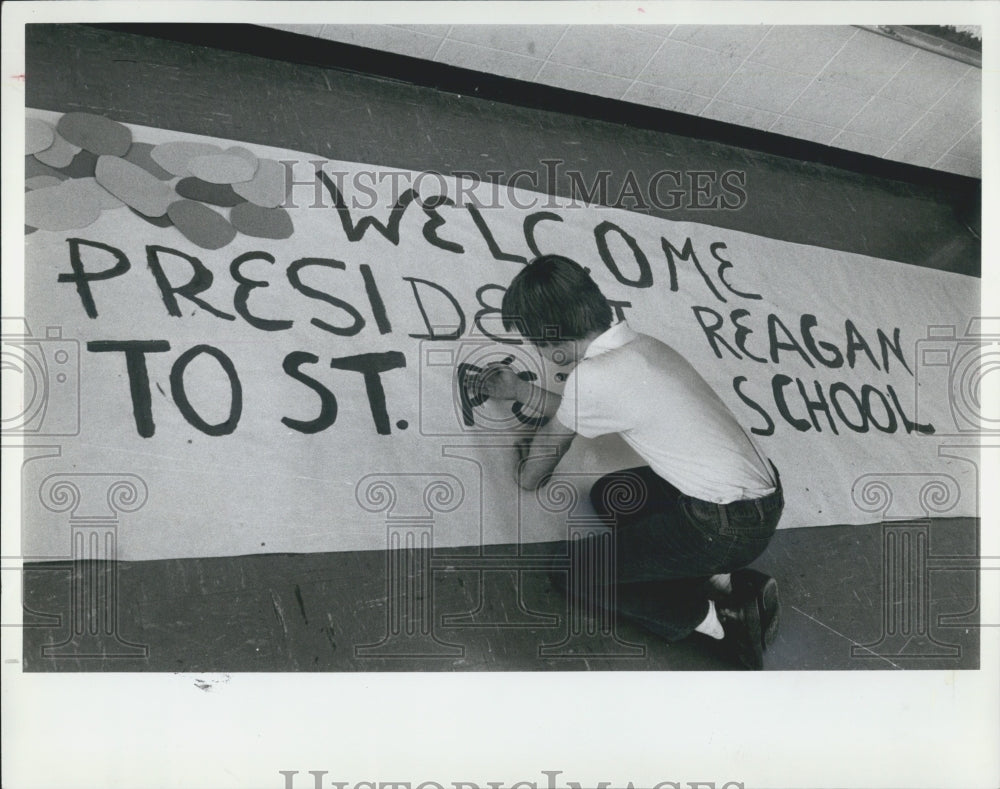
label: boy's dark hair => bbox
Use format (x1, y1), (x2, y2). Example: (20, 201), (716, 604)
(501, 255), (612, 343)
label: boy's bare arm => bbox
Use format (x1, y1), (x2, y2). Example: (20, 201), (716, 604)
(515, 417), (575, 491)
(468, 362), (573, 488)
(515, 379), (562, 418)
(472, 363), (563, 417)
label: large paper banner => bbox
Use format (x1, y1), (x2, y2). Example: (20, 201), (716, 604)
(18, 110), (979, 561)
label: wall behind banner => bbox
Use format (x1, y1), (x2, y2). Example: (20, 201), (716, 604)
(18, 25), (981, 562)
(25, 25), (979, 274)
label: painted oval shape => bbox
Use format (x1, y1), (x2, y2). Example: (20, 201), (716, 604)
(176, 177), (242, 207)
(59, 150), (99, 179)
(26, 118), (55, 155)
(230, 202), (294, 239)
(26, 175), (64, 191)
(188, 153), (257, 184)
(150, 141), (224, 177)
(56, 112), (132, 156)
(26, 156), (68, 181)
(167, 199), (238, 250)
(96, 155), (174, 217)
(34, 130), (81, 168)
(25, 181), (102, 231)
(232, 159), (287, 209)
(226, 146), (259, 167)
(124, 142), (174, 181)
(63, 177), (125, 210)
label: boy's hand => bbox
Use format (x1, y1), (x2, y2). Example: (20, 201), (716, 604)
(472, 362), (528, 401)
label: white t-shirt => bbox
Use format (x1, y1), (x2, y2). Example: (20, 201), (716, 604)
(555, 322), (776, 504)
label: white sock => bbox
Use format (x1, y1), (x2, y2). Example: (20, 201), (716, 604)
(708, 573), (732, 594)
(695, 599), (725, 640)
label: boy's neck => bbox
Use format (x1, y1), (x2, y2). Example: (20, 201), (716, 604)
(577, 327), (608, 358)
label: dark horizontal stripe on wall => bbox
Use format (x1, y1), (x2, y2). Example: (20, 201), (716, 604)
(28, 23), (979, 273)
(93, 22), (980, 197)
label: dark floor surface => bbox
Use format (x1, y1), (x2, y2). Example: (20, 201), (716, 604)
(23, 518), (980, 671)
(19, 24), (982, 672)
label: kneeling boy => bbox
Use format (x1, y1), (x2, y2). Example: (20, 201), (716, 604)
(476, 254), (783, 669)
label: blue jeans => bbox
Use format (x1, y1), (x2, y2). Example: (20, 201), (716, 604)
(584, 464), (783, 642)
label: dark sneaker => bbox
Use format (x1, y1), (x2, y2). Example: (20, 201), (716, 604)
(732, 568), (780, 650)
(717, 590), (764, 670)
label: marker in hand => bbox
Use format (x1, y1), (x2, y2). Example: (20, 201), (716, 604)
(470, 355), (530, 402)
